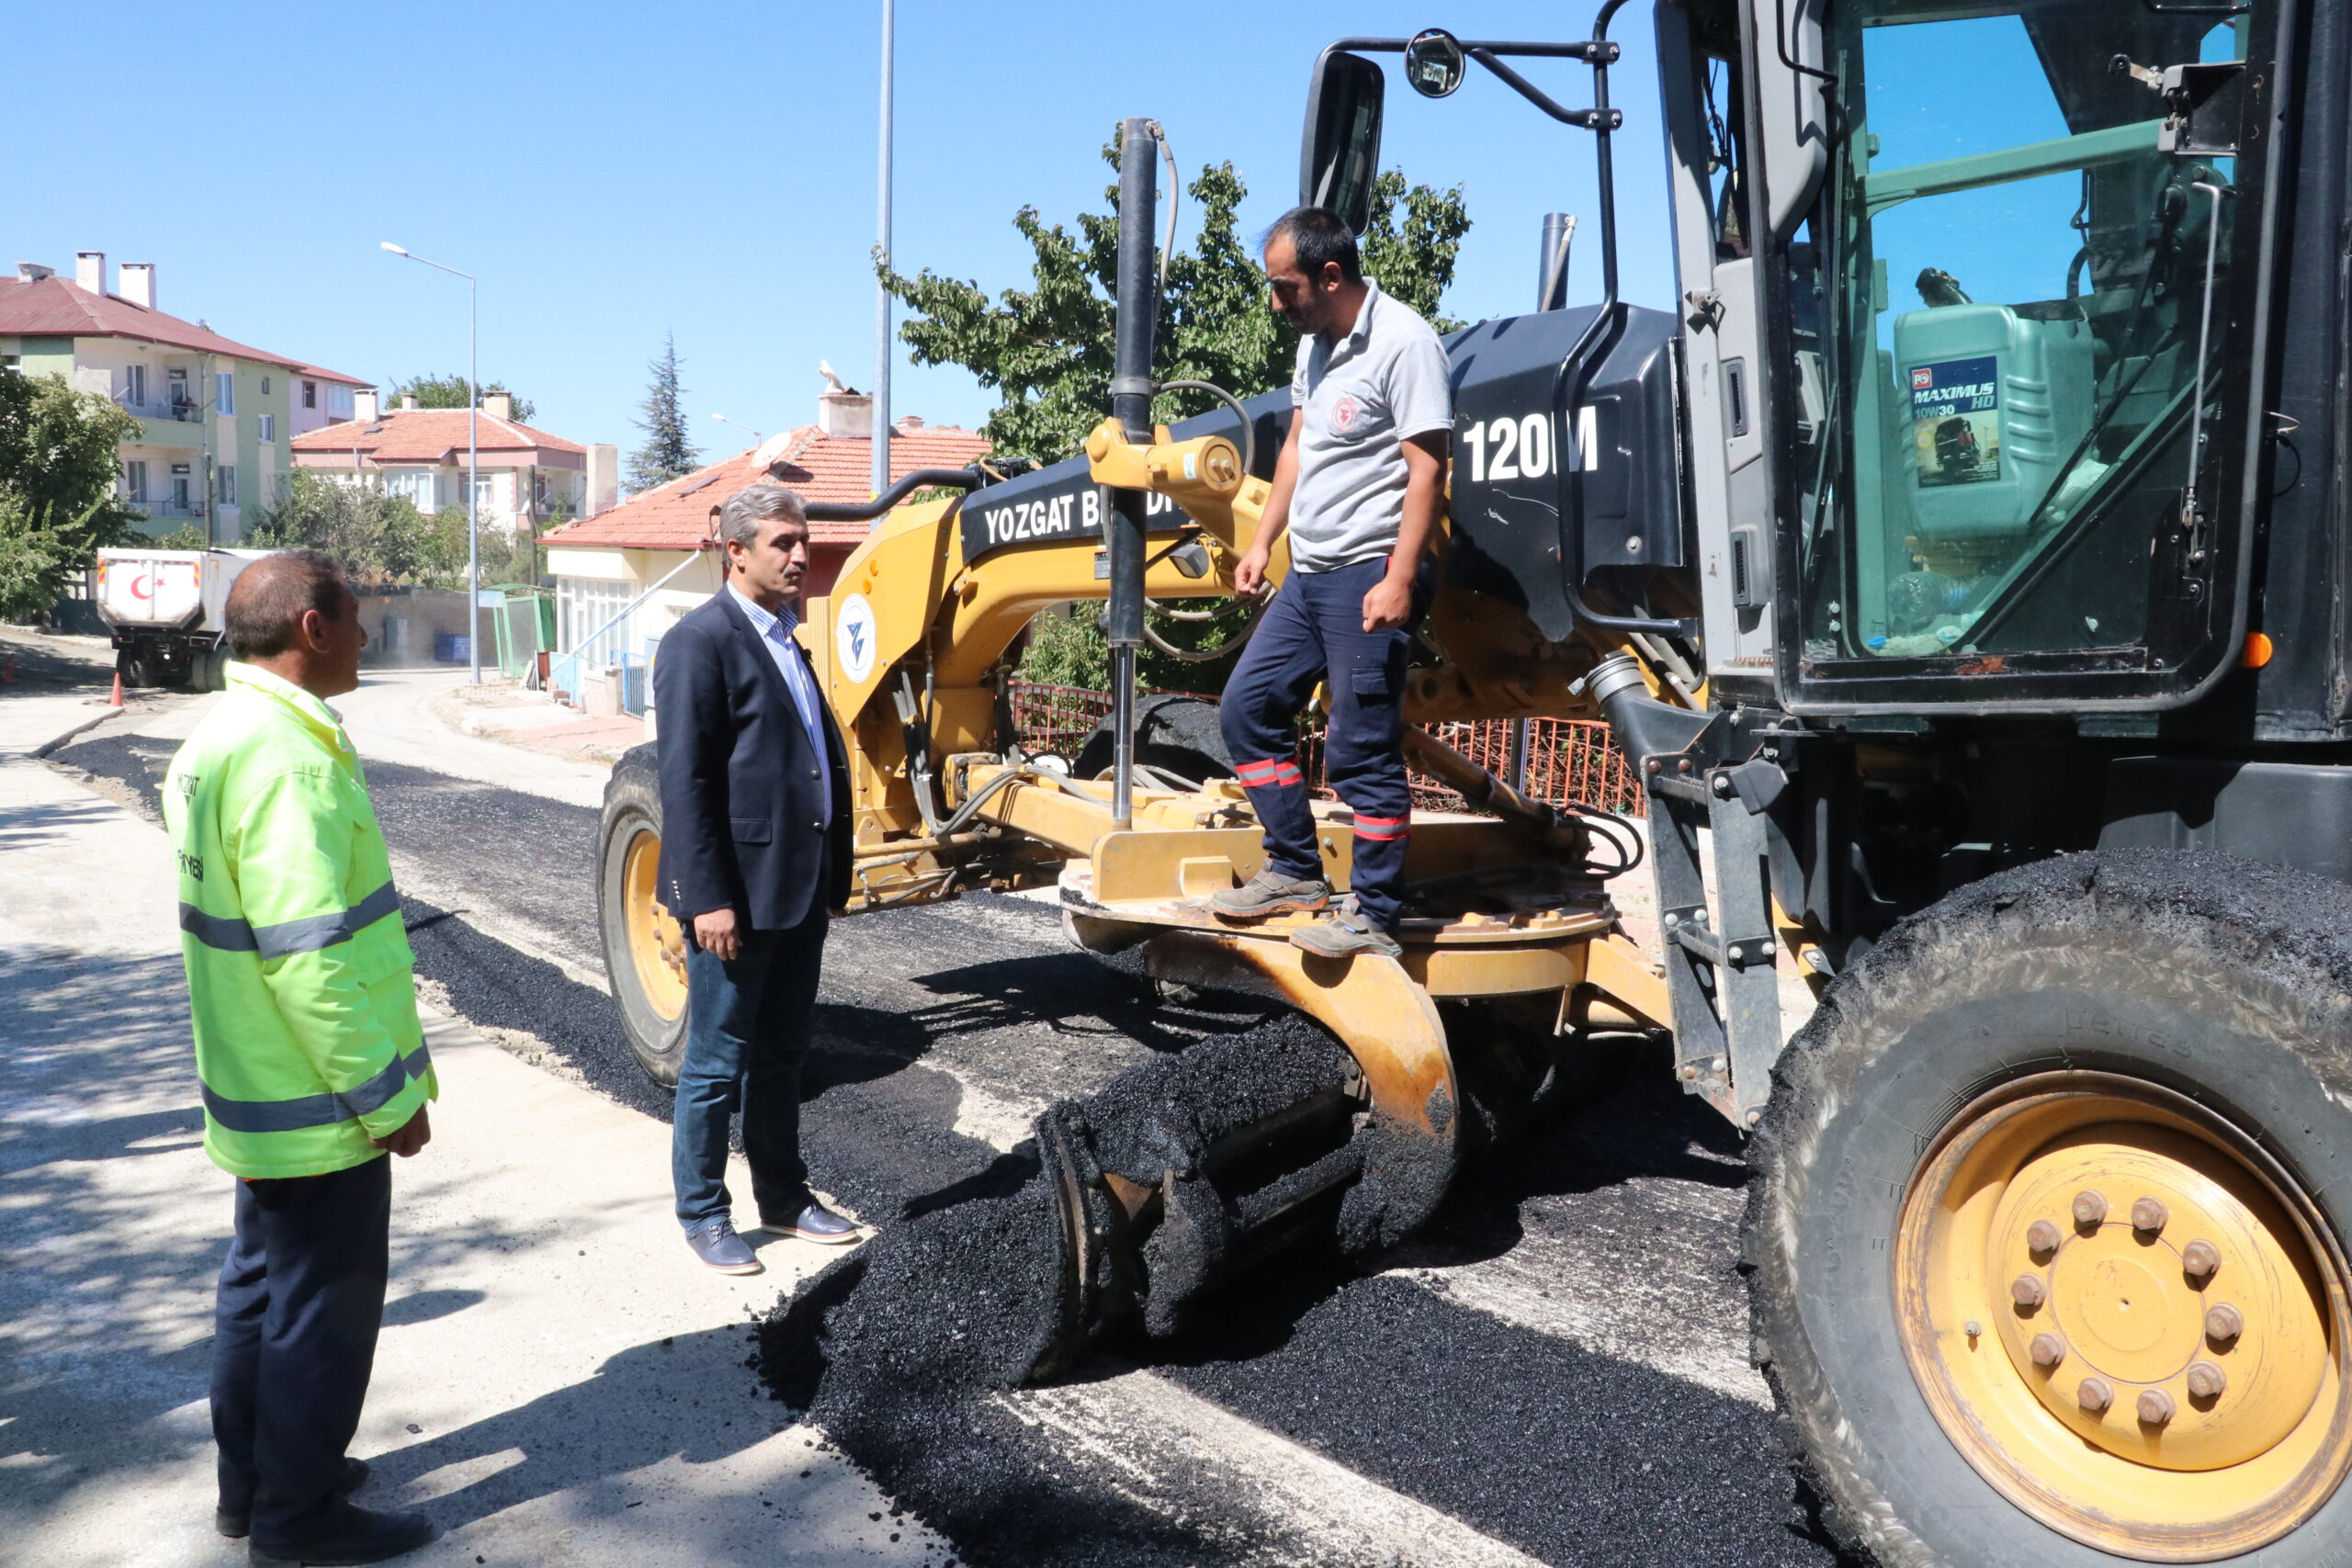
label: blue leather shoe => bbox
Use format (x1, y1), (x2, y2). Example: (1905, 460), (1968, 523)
(684, 1215), (763, 1275)
(760, 1200), (861, 1245)
(218, 1458), (369, 1538)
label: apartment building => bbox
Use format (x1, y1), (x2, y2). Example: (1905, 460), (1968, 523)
(0, 253), (371, 539)
(290, 392), (619, 539)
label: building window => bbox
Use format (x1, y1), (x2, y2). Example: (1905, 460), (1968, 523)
(171, 467), (192, 511)
(1, 354), (18, 375)
(217, 465), (237, 507)
(471, 473), (501, 513)
(327, 384), (353, 419)
(216, 372), (235, 416)
(557, 576), (636, 667)
(260, 376), (271, 396)
(384, 470), (436, 509)
(122, 460), (148, 502)
(259, 413), (276, 443)
(123, 363), (147, 408)
(302, 379), (317, 409)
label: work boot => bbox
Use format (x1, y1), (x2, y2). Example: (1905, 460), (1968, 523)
(759, 1198), (861, 1246)
(248, 1502), (435, 1566)
(1209, 868), (1332, 920)
(1290, 898), (1403, 960)
(684, 1214), (763, 1275)
(218, 1459), (370, 1538)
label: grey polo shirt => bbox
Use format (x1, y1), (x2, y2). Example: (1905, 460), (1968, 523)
(1285, 278), (1453, 574)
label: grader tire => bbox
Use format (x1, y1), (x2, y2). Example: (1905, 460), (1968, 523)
(596, 743), (690, 1086)
(1747, 851), (2352, 1568)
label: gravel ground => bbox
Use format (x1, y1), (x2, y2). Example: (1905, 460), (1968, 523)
(50, 720), (1850, 1568)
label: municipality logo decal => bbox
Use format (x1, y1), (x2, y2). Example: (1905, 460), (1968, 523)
(837, 592), (878, 683)
(1331, 394), (1361, 432)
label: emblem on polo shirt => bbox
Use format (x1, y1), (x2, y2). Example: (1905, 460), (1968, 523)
(1330, 393), (1361, 433)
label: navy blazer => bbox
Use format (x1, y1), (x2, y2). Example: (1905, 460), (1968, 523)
(652, 588), (854, 931)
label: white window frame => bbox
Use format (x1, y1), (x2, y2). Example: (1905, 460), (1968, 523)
(557, 576), (636, 668)
(217, 465), (237, 507)
(259, 413), (276, 443)
(122, 459), (148, 502)
(470, 472), (501, 513)
(123, 363), (147, 407)
(302, 379), (318, 409)
(384, 469), (436, 509)
(215, 371), (235, 416)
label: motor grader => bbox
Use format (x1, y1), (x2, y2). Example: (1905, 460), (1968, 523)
(598, 3), (2352, 1562)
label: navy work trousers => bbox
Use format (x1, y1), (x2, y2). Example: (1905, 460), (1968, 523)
(211, 1153), (391, 1553)
(1218, 557), (1424, 931)
(672, 899), (829, 1230)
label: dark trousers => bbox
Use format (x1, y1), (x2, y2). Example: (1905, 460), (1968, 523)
(1219, 557), (1425, 931)
(212, 1154), (390, 1551)
(673, 903), (829, 1229)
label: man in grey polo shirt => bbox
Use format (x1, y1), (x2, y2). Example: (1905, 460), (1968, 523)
(1214, 205), (1453, 957)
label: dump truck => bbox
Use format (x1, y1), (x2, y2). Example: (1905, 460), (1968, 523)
(93, 546), (271, 691)
(600, 6), (2352, 1562)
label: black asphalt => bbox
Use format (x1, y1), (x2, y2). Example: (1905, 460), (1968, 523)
(51, 726), (1849, 1568)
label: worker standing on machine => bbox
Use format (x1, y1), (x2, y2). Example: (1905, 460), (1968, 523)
(1213, 205), (1453, 958)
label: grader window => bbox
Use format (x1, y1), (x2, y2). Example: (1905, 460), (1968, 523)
(1788, 1), (2253, 668)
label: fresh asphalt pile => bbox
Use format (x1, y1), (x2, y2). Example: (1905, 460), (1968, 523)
(52, 718), (1850, 1567)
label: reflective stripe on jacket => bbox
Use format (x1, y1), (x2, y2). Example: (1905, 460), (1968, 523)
(163, 661), (437, 1178)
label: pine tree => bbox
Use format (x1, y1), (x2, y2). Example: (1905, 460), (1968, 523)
(628, 333), (698, 491)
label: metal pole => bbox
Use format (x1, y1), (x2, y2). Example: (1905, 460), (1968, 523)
(1107, 117), (1159, 831)
(870, 0), (895, 502)
(468, 275), (481, 685)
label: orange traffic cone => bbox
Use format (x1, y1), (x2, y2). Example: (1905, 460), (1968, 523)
(109, 671), (124, 707)
(1, 651), (14, 684)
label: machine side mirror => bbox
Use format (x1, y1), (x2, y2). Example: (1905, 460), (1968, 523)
(1404, 29), (1466, 98)
(1299, 48), (1384, 235)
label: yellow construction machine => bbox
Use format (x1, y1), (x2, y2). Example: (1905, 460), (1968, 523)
(602, 6), (2352, 1563)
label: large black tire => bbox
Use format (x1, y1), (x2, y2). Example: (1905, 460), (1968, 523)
(596, 743), (689, 1086)
(1072, 694), (1234, 786)
(1747, 851), (2352, 1568)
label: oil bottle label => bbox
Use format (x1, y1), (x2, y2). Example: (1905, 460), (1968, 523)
(1908, 355), (2001, 487)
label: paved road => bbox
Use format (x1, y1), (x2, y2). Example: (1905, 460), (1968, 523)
(45, 671), (1847, 1568)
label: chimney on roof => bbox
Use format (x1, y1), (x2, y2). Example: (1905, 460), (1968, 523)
(354, 389), (379, 423)
(400, 393), (420, 412)
(818, 384), (873, 440)
(119, 263), (155, 310)
(896, 413), (925, 430)
(16, 263), (54, 283)
(74, 252), (105, 295)
(585, 444), (619, 517)
(482, 391), (514, 422)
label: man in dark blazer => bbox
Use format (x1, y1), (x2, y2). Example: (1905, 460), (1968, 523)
(653, 483), (859, 1274)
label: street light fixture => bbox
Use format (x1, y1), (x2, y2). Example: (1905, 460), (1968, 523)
(380, 242), (482, 686)
(710, 412), (765, 444)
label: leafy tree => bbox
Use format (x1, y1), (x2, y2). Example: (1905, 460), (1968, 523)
(150, 525), (210, 550)
(881, 145), (1470, 466)
(628, 333), (697, 491)
(389, 373), (536, 423)
(248, 471), (452, 586)
(0, 372), (141, 618)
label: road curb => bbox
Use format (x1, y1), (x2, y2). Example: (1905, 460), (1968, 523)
(29, 707), (121, 760)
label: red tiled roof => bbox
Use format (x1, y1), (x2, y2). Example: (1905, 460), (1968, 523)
(538, 423), (991, 551)
(288, 359), (372, 388)
(0, 276), (343, 376)
(291, 408), (586, 461)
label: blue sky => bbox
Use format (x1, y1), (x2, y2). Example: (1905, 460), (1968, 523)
(6, 3), (1679, 465)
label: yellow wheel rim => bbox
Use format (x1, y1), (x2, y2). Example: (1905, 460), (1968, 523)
(620, 827), (688, 1024)
(1897, 1072), (2352, 1560)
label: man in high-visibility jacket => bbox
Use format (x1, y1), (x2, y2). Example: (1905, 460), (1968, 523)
(164, 549), (436, 1567)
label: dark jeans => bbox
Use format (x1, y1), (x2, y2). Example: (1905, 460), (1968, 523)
(212, 1154), (391, 1552)
(1219, 557), (1428, 930)
(673, 906), (829, 1230)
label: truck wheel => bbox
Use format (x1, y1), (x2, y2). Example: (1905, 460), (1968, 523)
(1073, 694), (1233, 786)
(596, 744), (689, 1086)
(1747, 851), (2352, 1568)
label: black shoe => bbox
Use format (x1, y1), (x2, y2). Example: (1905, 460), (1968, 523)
(217, 1459), (370, 1539)
(249, 1503), (435, 1566)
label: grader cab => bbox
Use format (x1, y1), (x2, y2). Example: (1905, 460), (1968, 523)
(602, 3), (2352, 1562)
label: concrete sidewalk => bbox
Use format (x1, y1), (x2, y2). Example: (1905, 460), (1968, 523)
(0, 695), (933, 1566)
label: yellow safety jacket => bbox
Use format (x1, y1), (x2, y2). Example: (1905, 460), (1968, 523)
(163, 662), (436, 1179)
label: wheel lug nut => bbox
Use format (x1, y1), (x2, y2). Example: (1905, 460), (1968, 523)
(2011, 1273), (2048, 1309)
(2132, 1196), (2170, 1235)
(2181, 1238), (2221, 1284)
(2073, 1190), (2109, 1228)
(2030, 1331), (2067, 1369)
(2138, 1387), (2177, 1427)
(2206, 1303), (2245, 1344)
(2187, 1360), (2228, 1400)
(2026, 1219), (2062, 1255)
(2079, 1376), (2114, 1413)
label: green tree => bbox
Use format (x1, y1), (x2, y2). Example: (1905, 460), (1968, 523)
(0, 372), (141, 618)
(628, 333), (697, 491)
(388, 374), (536, 423)
(247, 471), (452, 586)
(881, 146), (1470, 466)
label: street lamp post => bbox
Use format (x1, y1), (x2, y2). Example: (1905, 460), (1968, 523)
(380, 243), (481, 685)
(710, 412), (766, 446)
(871, 0), (895, 501)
